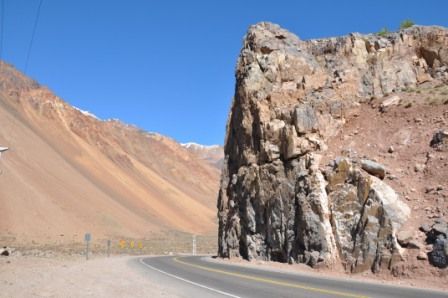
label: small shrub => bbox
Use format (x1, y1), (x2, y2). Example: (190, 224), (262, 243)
(400, 19), (415, 29)
(402, 87), (414, 93)
(428, 98), (438, 106)
(404, 102), (413, 108)
(377, 27), (389, 37)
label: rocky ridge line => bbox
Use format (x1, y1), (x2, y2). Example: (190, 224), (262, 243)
(217, 22), (448, 272)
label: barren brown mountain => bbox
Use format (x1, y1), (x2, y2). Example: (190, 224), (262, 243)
(0, 62), (220, 246)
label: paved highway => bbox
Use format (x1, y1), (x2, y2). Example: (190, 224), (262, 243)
(136, 256), (447, 298)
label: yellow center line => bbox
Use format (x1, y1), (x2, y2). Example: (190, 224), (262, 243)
(173, 257), (368, 298)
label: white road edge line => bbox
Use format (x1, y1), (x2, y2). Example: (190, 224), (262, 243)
(139, 258), (242, 298)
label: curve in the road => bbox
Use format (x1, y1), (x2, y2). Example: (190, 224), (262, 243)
(172, 257), (365, 298)
(138, 256), (448, 298)
(139, 257), (240, 298)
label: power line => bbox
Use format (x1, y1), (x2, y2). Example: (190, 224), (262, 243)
(24, 0), (43, 74)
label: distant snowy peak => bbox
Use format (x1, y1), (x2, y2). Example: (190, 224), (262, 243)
(181, 142), (221, 150)
(73, 106), (100, 120)
(181, 142), (224, 170)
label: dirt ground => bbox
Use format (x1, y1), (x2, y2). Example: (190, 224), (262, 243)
(0, 254), (178, 298)
(324, 82), (448, 234)
(320, 82), (448, 288)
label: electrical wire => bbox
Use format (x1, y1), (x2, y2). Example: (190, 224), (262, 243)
(24, 0), (43, 74)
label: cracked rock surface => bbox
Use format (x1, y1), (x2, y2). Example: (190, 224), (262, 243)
(217, 22), (447, 272)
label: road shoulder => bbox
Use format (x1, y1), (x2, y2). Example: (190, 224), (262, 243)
(204, 256), (448, 293)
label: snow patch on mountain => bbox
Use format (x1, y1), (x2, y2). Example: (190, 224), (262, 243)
(73, 106), (100, 120)
(181, 142), (220, 150)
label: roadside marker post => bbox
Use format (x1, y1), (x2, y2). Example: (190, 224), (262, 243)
(107, 239), (111, 257)
(84, 233), (91, 260)
(192, 235), (197, 256)
(0, 146), (8, 176)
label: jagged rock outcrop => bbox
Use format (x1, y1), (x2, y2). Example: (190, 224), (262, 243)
(218, 22), (447, 272)
(325, 158), (410, 272)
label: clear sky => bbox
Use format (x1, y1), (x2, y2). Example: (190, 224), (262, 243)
(2, 0), (447, 145)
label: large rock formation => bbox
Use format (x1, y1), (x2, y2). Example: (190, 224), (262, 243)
(218, 23), (447, 272)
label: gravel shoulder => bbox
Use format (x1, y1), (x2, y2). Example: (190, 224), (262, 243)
(0, 255), (179, 298)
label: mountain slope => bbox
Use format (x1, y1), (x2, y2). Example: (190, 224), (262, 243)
(181, 142), (224, 170)
(0, 62), (220, 245)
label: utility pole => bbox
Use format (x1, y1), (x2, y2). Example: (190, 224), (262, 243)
(192, 235), (197, 256)
(0, 147), (8, 157)
(106, 239), (111, 257)
(0, 147), (8, 175)
(84, 233), (91, 260)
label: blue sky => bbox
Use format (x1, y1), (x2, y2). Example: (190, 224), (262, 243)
(2, 0), (448, 145)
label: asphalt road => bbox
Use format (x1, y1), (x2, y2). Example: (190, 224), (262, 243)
(137, 256), (447, 298)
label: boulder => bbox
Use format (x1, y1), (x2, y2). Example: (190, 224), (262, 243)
(380, 95), (400, 112)
(430, 130), (448, 149)
(425, 220), (448, 243)
(308, 251), (321, 267)
(0, 247), (10, 256)
(397, 230), (415, 247)
(407, 240), (420, 249)
(361, 159), (386, 179)
(420, 223), (432, 233)
(414, 163), (425, 173)
(429, 238), (448, 268)
(433, 222), (448, 237)
(417, 251), (428, 260)
(327, 159), (410, 272)
(294, 105), (319, 134)
(420, 219), (448, 268)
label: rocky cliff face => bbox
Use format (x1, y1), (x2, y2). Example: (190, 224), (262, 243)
(218, 23), (448, 272)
